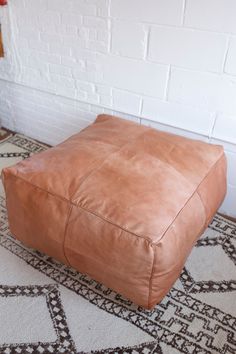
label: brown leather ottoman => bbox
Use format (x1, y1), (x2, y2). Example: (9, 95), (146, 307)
(2, 115), (227, 309)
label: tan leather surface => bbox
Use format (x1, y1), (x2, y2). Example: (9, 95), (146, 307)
(2, 114), (227, 308)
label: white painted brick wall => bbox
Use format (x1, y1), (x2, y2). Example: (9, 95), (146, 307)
(168, 68), (236, 115)
(111, 21), (146, 59)
(98, 55), (168, 98)
(185, 0), (236, 34)
(110, 0), (184, 25)
(141, 98), (215, 136)
(148, 27), (227, 72)
(225, 37), (236, 76)
(0, 0), (236, 217)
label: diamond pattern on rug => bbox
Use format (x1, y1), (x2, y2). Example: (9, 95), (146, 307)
(91, 341), (163, 354)
(180, 217), (236, 295)
(0, 284), (76, 354)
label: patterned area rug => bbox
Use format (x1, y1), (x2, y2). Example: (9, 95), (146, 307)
(0, 134), (235, 354)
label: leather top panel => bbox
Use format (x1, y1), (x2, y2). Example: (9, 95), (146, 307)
(6, 114), (224, 242)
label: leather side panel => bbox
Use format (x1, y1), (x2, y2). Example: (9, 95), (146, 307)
(148, 192), (206, 309)
(148, 153), (227, 309)
(2, 169), (71, 265)
(197, 154), (227, 227)
(64, 205), (154, 308)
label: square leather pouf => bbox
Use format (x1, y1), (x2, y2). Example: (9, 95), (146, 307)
(2, 115), (227, 309)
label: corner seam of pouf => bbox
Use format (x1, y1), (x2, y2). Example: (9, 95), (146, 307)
(5, 171), (154, 244)
(5, 171), (71, 204)
(74, 203), (153, 243)
(147, 244), (156, 309)
(62, 203), (73, 267)
(196, 153), (227, 229)
(151, 151), (225, 247)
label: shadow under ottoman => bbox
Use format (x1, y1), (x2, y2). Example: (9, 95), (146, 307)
(2, 114), (227, 309)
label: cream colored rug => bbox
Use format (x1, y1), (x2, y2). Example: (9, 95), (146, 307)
(0, 134), (235, 354)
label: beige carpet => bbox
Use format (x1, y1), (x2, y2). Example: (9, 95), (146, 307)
(0, 133), (235, 354)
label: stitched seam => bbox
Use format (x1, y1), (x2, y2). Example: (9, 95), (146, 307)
(151, 151), (225, 245)
(72, 128), (151, 204)
(63, 204), (73, 267)
(6, 173), (152, 242)
(197, 154), (226, 229)
(76, 204), (152, 242)
(196, 190), (208, 229)
(148, 244), (156, 308)
(148, 217), (207, 308)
